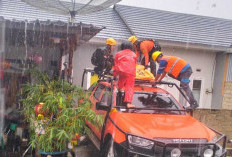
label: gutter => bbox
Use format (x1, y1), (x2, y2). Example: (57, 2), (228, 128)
(226, 47), (232, 53)
(89, 37), (124, 45)
(89, 37), (232, 53)
(155, 39), (232, 53)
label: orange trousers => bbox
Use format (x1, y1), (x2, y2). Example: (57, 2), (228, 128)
(118, 74), (135, 103)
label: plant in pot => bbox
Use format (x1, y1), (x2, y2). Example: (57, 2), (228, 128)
(20, 70), (103, 157)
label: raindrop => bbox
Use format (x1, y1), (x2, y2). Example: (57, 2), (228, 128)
(32, 22), (36, 45)
(196, 1), (200, 10)
(211, 3), (216, 8)
(23, 20), (28, 73)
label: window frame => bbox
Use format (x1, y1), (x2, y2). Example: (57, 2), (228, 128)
(93, 84), (105, 101)
(99, 87), (112, 106)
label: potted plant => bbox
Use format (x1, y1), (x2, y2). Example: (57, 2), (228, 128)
(20, 70), (103, 157)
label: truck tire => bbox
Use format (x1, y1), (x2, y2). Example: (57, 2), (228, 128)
(101, 139), (119, 157)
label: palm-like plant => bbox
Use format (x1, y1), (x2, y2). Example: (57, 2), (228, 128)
(21, 70), (103, 152)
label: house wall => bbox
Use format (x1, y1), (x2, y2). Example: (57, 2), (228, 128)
(193, 109), (232, 150)
(73, 42), (216, 109)
(222, 54), (232, 110)
(161, 47), (216, 109)
(211, 52), (226, 109)
(72, 42), (121, 86)
(226, 54), (232, 82)
(72, 43), (99, 86)
(222, 82), (232, 109)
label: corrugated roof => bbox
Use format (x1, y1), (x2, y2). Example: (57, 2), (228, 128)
(0, 0), (131, 40)
(1, 1), (232, 47)
(114, 5), (232, 47)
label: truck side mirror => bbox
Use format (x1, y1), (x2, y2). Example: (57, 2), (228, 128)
(96, 102), (110, 111)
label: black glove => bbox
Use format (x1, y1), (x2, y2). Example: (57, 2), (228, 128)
(113, 76), (117, 81)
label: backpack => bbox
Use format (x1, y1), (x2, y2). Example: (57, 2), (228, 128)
(91, 47), (106, 66)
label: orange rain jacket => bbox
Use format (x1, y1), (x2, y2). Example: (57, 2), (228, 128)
(114, 49), (137, 103)
(114, 49), (137, 76)
(136, 40), (154, 66)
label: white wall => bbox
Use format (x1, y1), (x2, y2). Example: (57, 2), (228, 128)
(72, 43), (99, 86)
(161, 47), (216, 109)
(72, 42), (120, 86)
(72, 41), (216, 109)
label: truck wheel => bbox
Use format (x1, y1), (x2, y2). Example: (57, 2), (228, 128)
(102, 139), (119, 157)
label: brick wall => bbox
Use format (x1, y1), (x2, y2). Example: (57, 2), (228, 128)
(222, 82), (232, 110)
(194, 109), (232, 149)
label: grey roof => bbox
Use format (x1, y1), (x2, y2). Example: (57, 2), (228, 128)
(115, 5), (232, 47)
(0, 0), (131, 40)
(1, 0), (232, 47)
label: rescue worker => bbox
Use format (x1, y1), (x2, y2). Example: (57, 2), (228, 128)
(91, 38), (116, 76)
(114, 42), (137, 108)
(104, 38), (116, 73)
(128, 35), (161, 77)
(152, 51), (198, 109)
(105, 38), (117, 55)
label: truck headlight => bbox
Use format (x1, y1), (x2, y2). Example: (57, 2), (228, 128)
(204, 148), (213, 157)
(128, 135), (154, 149)
(171, 148), (181, 157)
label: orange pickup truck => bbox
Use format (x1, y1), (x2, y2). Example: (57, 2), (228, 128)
(82, 71), (227, 157)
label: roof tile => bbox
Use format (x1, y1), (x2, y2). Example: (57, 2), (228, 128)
(115, 5), (232, 47)
(0, 0), (131, 40)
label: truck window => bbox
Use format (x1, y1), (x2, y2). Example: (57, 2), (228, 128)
(100, 88), (112, 106)
(93, 85), (105, 101)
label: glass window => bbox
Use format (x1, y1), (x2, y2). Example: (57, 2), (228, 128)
(192, 80), (202, 104)
(93, 85), (104, 100)
(100, 88), (112, 105)
(88, 83), (97, 92)
(117, 92), (182, 114)
(132, 93), (180, 109)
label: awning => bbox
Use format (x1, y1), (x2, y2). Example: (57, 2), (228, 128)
(0, 16), (104, 46)
(0, 16), (104, 74)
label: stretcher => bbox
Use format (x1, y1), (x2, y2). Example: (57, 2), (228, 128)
(135, 64), (155, 81)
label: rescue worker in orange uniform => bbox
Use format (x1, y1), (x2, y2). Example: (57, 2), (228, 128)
(128, 36), (161, 77)
(152, 51), (198, 109)
(114, 42), (137, 108)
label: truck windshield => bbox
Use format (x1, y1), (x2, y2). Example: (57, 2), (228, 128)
(132, 92), (180, 109)
(117, 92), (184, 114)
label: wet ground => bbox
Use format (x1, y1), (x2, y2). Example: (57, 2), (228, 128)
(72, 144), (100, 157)
(0, 138), (100, 157)
(68, 138), (100, 157)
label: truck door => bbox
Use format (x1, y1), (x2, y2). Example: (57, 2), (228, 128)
(88, 84), (112, 139)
